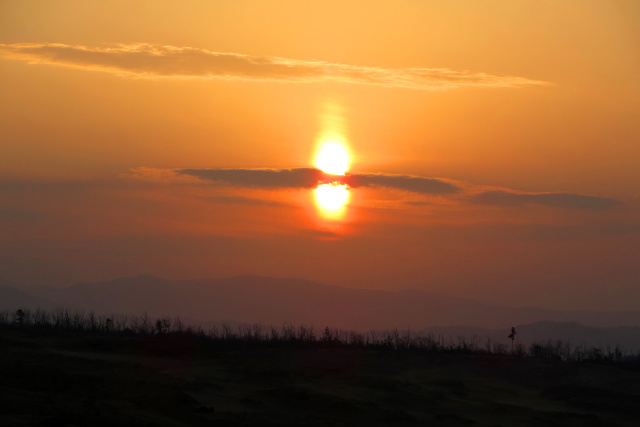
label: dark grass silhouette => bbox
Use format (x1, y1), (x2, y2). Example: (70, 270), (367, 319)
(2, 308), (640, 426)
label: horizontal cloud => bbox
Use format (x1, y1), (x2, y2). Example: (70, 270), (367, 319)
(342, 173), (460, 194)
(0, 43), (549, 90)
(179, 168), (326, 189)
(178, 168), (462, 194)
(471, 190), (620, 210)
(148, 168), (620, 210)
(202, 195), (289, 207)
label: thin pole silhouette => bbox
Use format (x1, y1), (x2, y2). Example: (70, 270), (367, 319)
(508, 327), (516, 353)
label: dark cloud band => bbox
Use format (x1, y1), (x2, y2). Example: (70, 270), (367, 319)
(179, 168), (325, 189)
(471, 190), (620, 210)
(342, 173), (460, 195)
(178, 168), (461, 195)
(178, 168), (621, 209)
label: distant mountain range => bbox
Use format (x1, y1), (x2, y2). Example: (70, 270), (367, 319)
(2, 274), (640, 349)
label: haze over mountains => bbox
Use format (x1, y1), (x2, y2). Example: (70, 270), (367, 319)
(2, 274), (640, 350)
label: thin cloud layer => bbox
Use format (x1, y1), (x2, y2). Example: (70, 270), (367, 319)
(342, 173), (460, 195)
(179, 168), (326, 189)
(178, 168), (462, 195)
(471, 190), (620, 210)
(0, 43), (549, 90)
(177, 168), (621, 210)
(202, 195), (289, 207)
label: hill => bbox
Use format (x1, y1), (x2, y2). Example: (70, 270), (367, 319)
(1, 326), (639, 427)
(2, 275), (640, 350)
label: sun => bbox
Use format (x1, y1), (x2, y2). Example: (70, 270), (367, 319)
(315, 143), (349, 175)
(313, 141), (350, 218)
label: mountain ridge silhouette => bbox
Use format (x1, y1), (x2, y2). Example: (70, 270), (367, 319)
(3, 275), (640, 333)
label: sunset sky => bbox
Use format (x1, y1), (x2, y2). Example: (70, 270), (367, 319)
(1, 0), (639, 311)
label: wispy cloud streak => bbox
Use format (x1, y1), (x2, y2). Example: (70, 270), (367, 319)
(471, 190), (620, 210)
(342, 173), (460, 195)
(179, 168), (325, 189)
(0, 43), (549, 90)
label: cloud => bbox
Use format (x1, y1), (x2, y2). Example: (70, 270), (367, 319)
(202, 195), (289, 207)
(0, 208), (42, 221)
(178, 168), (462, 195)
(471, 190), (620, 210)
(179, 168), (326, 189)
(342, 173), (460, 195)
(0, 43), (549, 90)
(145, 168), (621, 210)
(404, 201), (436, 206)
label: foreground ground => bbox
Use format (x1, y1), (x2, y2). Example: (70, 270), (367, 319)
(1, 330), (639, 426)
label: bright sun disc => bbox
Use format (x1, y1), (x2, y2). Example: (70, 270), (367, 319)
(315, 143), (349, 175)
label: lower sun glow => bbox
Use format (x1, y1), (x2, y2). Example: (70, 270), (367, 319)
(315, 184), (349, 217)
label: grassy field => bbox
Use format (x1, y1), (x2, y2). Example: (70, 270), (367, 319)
(2, 324), (640, 427)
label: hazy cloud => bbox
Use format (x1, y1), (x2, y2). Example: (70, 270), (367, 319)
(178, 168), (462, 195)
(179, 168), (326, 189)
(145, 168), (620, 209)
(0, 43), (549, 90)
(0, 208), (42, 221)
(202, 195), (289, 207)
(342, 173), (460, 195)
(404, 201), (436, 206)
(471, 190), (620, 210)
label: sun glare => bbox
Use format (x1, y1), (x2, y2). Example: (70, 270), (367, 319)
(315, 143), (349, 175)
(314, 184), (349, 218)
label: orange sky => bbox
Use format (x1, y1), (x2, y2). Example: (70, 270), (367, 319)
(1, 0), (639, 311)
